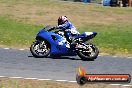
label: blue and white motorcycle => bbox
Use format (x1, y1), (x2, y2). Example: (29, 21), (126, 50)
(30, 25), (99, 61)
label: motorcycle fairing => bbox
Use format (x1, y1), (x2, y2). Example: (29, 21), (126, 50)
(36, 29), (75, 55)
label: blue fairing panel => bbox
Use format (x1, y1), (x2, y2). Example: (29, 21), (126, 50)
(36, 30), (69, 55)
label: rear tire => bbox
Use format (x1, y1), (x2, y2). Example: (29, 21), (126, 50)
(77, 43), (99, 61)
(30, 40), (50, 58)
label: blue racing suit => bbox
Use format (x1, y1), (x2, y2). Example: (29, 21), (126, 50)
(57, 21), (80, 43)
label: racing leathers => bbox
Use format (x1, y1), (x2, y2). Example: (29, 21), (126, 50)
(57, 21), (80, 43)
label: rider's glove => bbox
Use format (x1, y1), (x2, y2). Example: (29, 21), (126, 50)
(51, 26), (58, 29)
(57, 25), (63, 29)
(48, 27), (55, 31)
(55, 26), (60, 29)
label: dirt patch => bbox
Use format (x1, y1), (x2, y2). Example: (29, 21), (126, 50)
(0, 77), (130, 88)
(0, 1), (131, 27)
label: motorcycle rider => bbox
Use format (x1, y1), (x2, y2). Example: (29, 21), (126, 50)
(56, 16), (80, 44)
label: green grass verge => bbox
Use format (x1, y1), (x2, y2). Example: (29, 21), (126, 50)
(0, 16), (41, 47)
(79, 24), (132, 55)
(0, 16), (131, 55)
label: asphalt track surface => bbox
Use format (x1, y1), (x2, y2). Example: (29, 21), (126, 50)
(0, 48), (132, 84)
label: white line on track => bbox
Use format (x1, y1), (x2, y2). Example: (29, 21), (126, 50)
(0, 76), (5, 77)
(0, 76), (75, 82)
(113, 56), (118, 58)
(37, 79), (52, 81)
(55, 80), (68, 82)
(10, 77), (23, 79)
(68, 81), (77, 83)
(4, 48), (9, 50)
(24, 78), (38, 80)
(122, 85), (132, 87)
(110, 84), (122, 86)
(19, 49), (25, 51)
(127, 57), (132, 58)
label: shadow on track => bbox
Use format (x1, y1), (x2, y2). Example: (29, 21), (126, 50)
(48, 56), (81, 60)
(28, 55), (94, 61)
(28, 55), (80, 60)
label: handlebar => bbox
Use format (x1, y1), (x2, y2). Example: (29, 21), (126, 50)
(47, 26), (62, 32)
(43, 25), (67, 33)
(47, 27), (56, 31)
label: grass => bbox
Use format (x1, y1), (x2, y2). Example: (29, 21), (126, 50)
(0, 16), (41, 48)
(0, 0), (132, 55)
(0, 78), (130, 88)
(80, 23), (132, 55)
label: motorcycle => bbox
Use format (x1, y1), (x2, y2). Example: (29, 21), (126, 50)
(30, 25), (99, 61)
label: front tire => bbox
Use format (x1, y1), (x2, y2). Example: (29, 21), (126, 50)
(77, 43), (99, 61)
(30, 40), (50, 58)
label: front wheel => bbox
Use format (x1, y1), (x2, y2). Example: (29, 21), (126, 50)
(30, 40), (50, 58)
(77, 43), (99, 61)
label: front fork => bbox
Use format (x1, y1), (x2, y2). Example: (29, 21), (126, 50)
(35, 40), (47, 52)
(39, 41), (45, 48)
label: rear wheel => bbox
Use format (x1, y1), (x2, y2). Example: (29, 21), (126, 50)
(30, 40), (50, 58)
(77, 43), (99, 61)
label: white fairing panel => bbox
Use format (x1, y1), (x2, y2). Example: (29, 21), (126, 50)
(84, 32), (93, 36)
